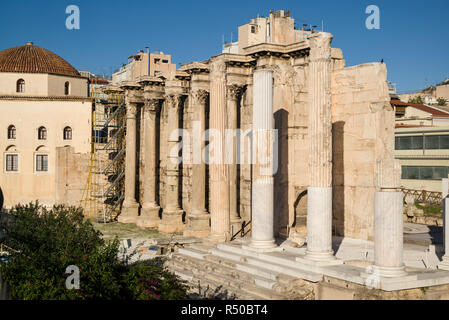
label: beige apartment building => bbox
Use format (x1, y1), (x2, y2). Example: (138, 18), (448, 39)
(223, 9), (313, 54)
(0, 42), (91, 207)
(393, 99), (449, 191)
(112, 49), (176, 84)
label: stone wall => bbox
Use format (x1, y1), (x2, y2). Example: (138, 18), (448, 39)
(331, 63), (393, 240)
(55, 146), (90, 208)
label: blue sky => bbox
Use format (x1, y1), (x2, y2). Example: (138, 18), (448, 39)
(0, 0), (447, 92)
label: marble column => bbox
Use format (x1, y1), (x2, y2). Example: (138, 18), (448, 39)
(208, 59), (231, 242)
(249, 69), (277, 249)
(158, 94), (185, 233)
(184, 89), (210, 238)
(305, 32), (335, 261)
(118, 100), (140, 223)
(137, 98), (161, 228)
(227, 84), (244, 234)
(372, 159), (407, 277)
(438, 177), (449, 270)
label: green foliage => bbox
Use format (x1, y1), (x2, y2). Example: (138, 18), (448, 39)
(408, 95), (424, 104)
(0, 202), (188, 300)
(437, 98), (447, 106)
(414, 201), (442, 216)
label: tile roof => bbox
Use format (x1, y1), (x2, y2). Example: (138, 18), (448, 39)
(0, 42), (80, 77)
(390, 100), (449, 118)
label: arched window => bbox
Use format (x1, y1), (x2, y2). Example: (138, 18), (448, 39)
(63, 126), (72, 140)
(38, 126), (47, 140)
(64, 81), (70, 95)
(7, 125), (16, 139)
(16, 79), (25, 93)
(5, 145), (19, 172)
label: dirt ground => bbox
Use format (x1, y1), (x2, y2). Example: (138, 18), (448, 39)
(91, 221), (175, 241)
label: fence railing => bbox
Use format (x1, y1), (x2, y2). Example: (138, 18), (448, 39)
(400, 188), (442, 205)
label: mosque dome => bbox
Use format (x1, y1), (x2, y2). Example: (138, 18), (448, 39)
(0, 42), (81, 77)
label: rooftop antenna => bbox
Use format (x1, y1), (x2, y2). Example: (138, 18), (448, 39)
(231, 32), (233, 43)
(322, 20), (324, 32)
(222, 34), (224, 46)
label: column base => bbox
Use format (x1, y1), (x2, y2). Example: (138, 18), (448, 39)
(244, 239), (278, 252)
(137, 205), (161, 229)
(368, 265), (408, 278)
(158, 208), (185, 234)
(183, 212), (210, 238)
(438, 256), (449, 271)
(118, 201), (139, 224)
(300, 250), (342, 266)
(208, 232), (231, 243)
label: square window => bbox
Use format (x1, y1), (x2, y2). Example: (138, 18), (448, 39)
(440, 135), (449, 149)
(425, 135), (439, 149)
(411, 136), (423, 149)
(420, 167), (433, 180)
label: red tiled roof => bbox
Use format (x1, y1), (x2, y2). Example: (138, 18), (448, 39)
(390, 100), (449, 118)
(0, 42), (80, 77)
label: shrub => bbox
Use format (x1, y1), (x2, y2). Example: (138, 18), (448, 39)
(0, 202), (188, 300)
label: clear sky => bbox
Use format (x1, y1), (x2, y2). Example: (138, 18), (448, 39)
(0, 0), (447, 92)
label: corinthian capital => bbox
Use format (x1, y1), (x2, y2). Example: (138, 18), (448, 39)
(191, 89), (209, 105)
(144, 98), (160, 112)
(164, 94), (183, 110)
(227, 84), (244, 100)
(209, 59), (227, 81)
(126, 102), (138, 118)
(308, 32), (333, 62)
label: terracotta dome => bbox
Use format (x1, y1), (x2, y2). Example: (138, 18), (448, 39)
(0, 42), (81, 77)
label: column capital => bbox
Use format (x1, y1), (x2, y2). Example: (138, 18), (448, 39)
(227, 84), (244, 100)
(191, 89), (209, 105)
(126, 102), (139, 118)
(209, 59), (227, 81)
(164, 94), (183, 110)
(144, 98), (160, 113)
(308, 32), (333, 61)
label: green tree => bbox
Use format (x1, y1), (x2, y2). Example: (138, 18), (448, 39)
(408, 95), (424, 104)
(0, 202), (188, 300)
(437, 98), (447, 106)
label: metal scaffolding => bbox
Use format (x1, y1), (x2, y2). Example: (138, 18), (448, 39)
(80, 79), (126, 223)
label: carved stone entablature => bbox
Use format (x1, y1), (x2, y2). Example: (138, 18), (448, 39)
(227, 84), (245, 100)
(180, 62), (210, 75)
(308, 32), (333, 62)
(191, 89), (209, 105)
(124, 87), (144, 105)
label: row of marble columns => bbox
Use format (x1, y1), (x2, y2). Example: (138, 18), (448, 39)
(117, 76), (245, 239)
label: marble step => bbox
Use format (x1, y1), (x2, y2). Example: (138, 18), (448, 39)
(173, 253), (277, 289)
(210, 247), (323, 282)
(244, 256), (323, 282)
(169, 259), (283, 299)
(170, 266), (260, 300)
(178, 247), (209, 260)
